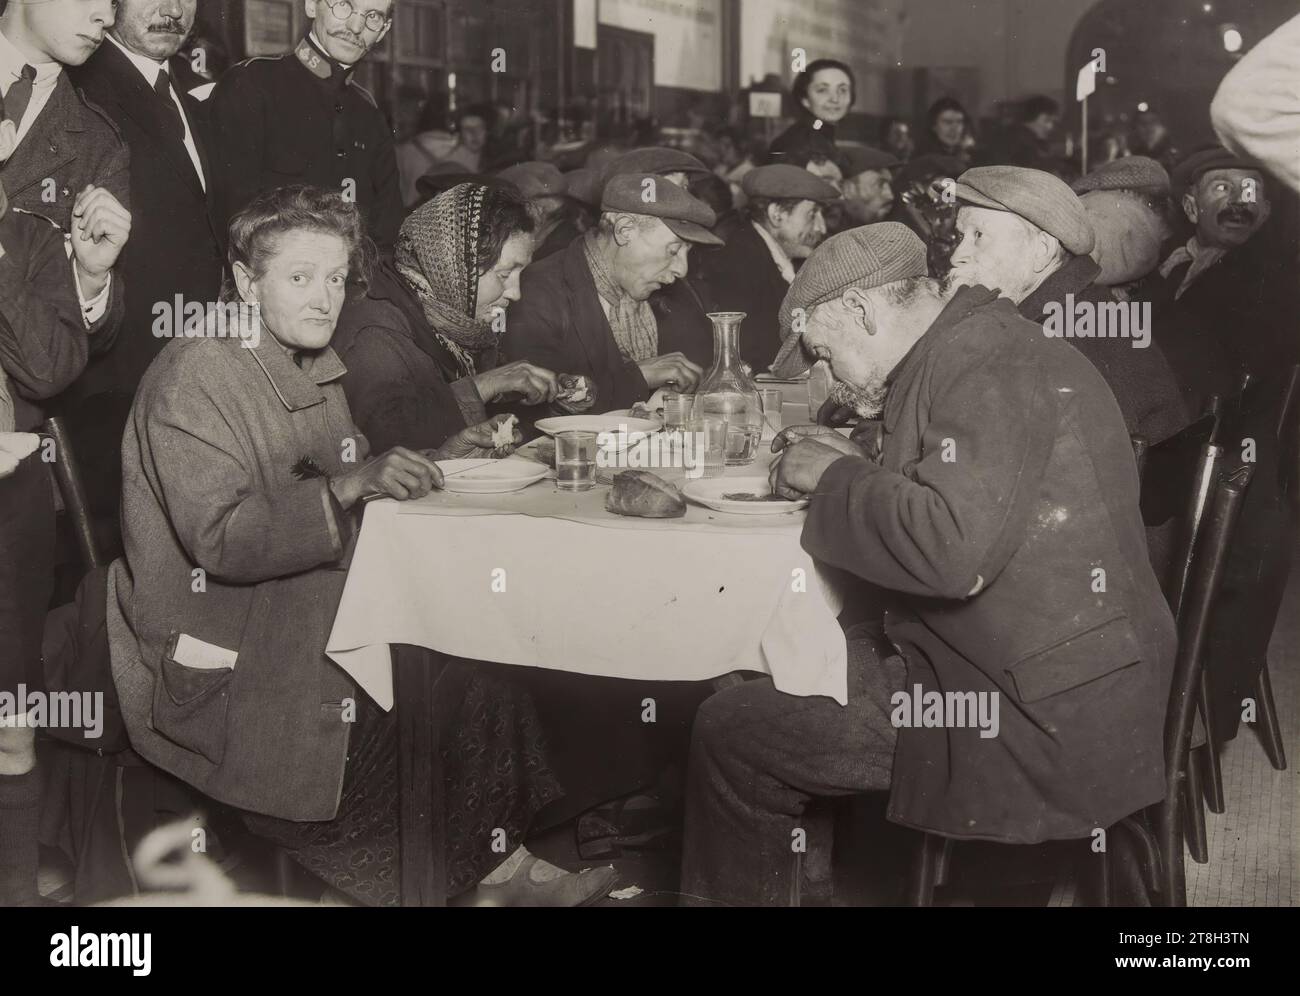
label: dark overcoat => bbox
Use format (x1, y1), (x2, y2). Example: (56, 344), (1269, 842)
(802, 285), (1177, 843)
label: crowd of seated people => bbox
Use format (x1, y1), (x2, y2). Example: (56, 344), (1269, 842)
(3, 0), (1297, 908)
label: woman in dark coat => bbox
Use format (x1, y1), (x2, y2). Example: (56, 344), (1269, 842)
(769, 59), (855, 157)
(333, 182), (590, 453)
(914, 96), (975, 165)
(108, 185), (615, 907)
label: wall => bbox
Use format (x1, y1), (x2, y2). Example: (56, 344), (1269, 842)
(738, 0), (906, 114)
(596, 0), (726, 92)
(897, 0), (1098, 114)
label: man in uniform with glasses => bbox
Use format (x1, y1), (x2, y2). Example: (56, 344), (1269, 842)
(209, 0), (403, 251)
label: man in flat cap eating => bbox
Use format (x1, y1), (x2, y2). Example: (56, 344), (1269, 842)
(947, 165), (1188, 447)
(679, 223), (1175, 907)
(503, 172), (721, 412)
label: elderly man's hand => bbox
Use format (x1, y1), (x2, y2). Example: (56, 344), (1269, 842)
(772, 423), (864, 459)
(769, 436), (856, 499)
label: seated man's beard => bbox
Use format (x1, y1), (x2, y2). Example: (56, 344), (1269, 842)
(830, 376), (888, 418)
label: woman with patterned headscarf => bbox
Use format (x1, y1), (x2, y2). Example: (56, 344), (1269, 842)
(334, 182), (588, 454)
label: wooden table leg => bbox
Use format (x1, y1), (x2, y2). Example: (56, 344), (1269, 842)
(394, 645), (447, 907)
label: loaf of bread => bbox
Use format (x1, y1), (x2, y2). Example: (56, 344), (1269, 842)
(605, 470), (687, 518)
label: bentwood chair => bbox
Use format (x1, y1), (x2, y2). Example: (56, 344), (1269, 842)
(1193, 367), (1299, 813)
(41, 416), (106, 572)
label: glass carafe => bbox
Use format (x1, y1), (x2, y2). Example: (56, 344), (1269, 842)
(695, 312), (763, 465)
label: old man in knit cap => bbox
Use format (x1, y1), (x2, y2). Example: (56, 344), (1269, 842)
(680, 222), (1175, 907)
(691, 164), (839, 371)
(949, 165), (1188, 446)
(503, 173), (721, 411)
(1071, 156), (1174, 290)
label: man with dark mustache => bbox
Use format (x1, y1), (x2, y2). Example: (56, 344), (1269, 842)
(65, 0), (223, 548)
(1136, 146), (1296, 412)
(208, 0), (402, 250)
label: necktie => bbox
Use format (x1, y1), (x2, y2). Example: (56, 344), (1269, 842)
(154, 67), (184, 141)
(1, 64), (37, 129)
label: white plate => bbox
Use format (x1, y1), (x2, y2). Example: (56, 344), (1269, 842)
(534, 414), (661, 437)
(682, 476), (810, 514)
(435, 456), (550, 493)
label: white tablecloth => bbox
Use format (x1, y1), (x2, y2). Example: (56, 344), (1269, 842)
(325, 405), (848, 709)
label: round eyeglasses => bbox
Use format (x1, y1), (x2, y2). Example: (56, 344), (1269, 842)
(321, 0), (391, 32)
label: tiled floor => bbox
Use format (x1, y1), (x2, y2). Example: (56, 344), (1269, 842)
(1186, 559), (1298, 907)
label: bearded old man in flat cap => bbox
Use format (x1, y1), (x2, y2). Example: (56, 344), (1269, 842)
(1132, 146), (1297, 412)
(690, 164), (839, 371)
(680, 223), (1175, 907)
(948, 166), (1188, 447)
(502, 173), (721, 410)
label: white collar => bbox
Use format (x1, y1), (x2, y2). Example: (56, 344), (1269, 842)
(0, 28), (61, 87)
(106, 33), (169, 87)
(752, 220), (795, 283)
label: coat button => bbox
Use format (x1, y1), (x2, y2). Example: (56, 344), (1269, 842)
(335, 103), (344, 112)
(48, 142), (58, 154)
(336, 149), (346, 158)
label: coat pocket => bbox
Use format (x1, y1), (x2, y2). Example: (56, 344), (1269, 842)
(152, 631), (234, 764)
(1004, 612), (1142, 703)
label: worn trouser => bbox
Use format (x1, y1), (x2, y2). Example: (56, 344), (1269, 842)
(680, 626), (905, 907)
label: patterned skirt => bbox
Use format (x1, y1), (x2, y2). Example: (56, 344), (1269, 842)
(245, 659), (563, 906)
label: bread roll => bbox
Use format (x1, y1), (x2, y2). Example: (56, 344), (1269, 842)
(605, 470), (687, 518)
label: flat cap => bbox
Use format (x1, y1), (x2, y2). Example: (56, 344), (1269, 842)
(742, 164), (841, 204)
(1071, 156), (1169, 196)
(954, 165), (1095, 256)
(1170, 145), (1258, 193)
(601, 172), (723, 246)
(564, 167), (601, 207)
(839, 144), (902, 179)
(770, 222), (928, 378)
(599, 147), (710, 196)
(497, 161), (567, 199)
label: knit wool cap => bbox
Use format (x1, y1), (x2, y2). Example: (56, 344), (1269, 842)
(1071, 155), (1169, 195)
(770, 222), (928, 378)
(954, 165), (1096, 255)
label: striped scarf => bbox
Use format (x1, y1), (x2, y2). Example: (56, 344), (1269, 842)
(582, 231), (659, 362)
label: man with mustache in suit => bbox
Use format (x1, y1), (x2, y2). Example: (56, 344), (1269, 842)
(66, 0), (223, 551)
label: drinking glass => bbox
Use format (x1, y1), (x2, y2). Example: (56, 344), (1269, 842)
(555, 430), (598, 491)
(758, 389), (784, 441)
(663, 392), (695, 430)
(685, 416), (728, 479)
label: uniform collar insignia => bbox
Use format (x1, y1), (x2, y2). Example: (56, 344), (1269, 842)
(296, 34), (351, 83)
